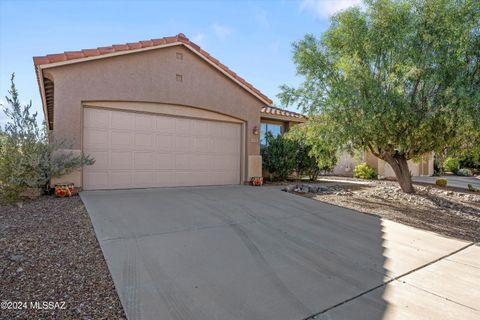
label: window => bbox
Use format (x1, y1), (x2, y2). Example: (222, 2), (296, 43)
(260, 122), (284, 146)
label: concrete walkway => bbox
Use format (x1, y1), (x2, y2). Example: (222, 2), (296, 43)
(81, 186), (479, 320)
(413, 175), (480, 190)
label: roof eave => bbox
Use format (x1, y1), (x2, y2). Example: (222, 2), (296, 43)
(261, 113), (306, 123)
(34, 64), (51, 131)
(34, 41), (273, 111)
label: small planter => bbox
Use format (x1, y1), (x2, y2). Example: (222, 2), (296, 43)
(250, 177), (263, 186)
(54, 183), (75, 197)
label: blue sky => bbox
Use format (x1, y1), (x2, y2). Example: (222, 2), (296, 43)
(0, 0), (361, 125)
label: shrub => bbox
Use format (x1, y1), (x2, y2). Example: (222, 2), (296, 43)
(459, 155), (480, 171)
(435, 178), (448, 187)
(456, 168), (473, 176)
(0, 74), (94, 203)
(285, 119), (338, 181)
(293, 141), (320, 181)
(443, 157), (460, 174)
(261, 132), (296, 181)
(353, 163), (377, 180)
(467, 184), (479, 192)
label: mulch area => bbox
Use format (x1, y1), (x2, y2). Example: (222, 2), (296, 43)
(0, 195), (125, 320)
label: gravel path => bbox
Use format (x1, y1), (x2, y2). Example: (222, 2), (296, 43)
(0, 195), (125, 319)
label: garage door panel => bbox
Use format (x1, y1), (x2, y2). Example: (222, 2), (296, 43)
(192, 120), (210, 136)
(111, 131), (134, 148)
(208, 122), (223, 136)
(155, 135), (174, 151)
(155, 117), (175, 133)
(174, 171), (192, 186)
(134, 171), (157, 188)
(175, 154), (192, 170)
(156, 171), (174, 187)
(83, 108), (241, 190)
(156, 154), (175, 170)
(84, 129), (109, 148)
(84, 108), (110, 128)
(110, 171), (133, 188)
(175, 118), (191, 136)
(111, 112), (134, 130)
(110, 151), (133, 169)
(175, 136), (192, 153)
(135, 114), (156, 131)
(84, 171), (109, 189)
(192, 137), (211, 153)
(134, 133), (155, 149)
(134, 152), (155, 169)
(191, 155), (211, 171)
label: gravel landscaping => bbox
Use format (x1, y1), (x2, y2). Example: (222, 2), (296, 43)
(283, 178), (480, 242)
(0, 195), (125, 319)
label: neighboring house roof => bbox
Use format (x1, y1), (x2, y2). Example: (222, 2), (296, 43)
(33, 33), (273, 129)
(261, 106), (306, 122)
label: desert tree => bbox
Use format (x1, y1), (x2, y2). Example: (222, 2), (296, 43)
(279, 0), (480, 193)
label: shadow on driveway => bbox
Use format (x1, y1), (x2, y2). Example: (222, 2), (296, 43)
(81, 185), (472, 320)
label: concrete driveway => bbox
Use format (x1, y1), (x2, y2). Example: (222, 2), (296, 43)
(81, 186), (479, 320)
(413, 175), (480, 190)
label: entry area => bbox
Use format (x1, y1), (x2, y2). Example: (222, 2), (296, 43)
(82, 108), (242, 190)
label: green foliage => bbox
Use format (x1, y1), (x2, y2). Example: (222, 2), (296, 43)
(286, 119), (338, 180)
(459, 154), (480, 170)
(0, 74), (94, 203)
(261, 132), (296, 181)
(279, 0), (480, 193)
(443, 157), (461, 174)
(467, 184), (479, 192)
(353, 163), (377, 180)
(457, 168), (473, 176)
(435, 178), (448, 187)
(292, 139), (320, 181)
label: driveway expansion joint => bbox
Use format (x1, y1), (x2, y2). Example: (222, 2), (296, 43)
(301, 242), (476, 320)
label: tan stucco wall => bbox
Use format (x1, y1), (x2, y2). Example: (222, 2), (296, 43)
(44, 45), (267, 186)
(332, 151), (362, 176)
(332, 151), (434, 178)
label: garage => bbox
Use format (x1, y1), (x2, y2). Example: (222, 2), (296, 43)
(34, 33), (272, 189)
(82, 108), (242, 190)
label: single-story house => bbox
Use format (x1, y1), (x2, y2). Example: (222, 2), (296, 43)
(33, 33), (432, 190)
(33, 33), (305, 190)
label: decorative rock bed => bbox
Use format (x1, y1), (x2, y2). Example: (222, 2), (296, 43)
(282, 179), (480, 242)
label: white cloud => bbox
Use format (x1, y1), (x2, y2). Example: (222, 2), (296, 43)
(212, 23), (231, 40)
(299, 0), (362, 19)
(192, 33), (205, 44)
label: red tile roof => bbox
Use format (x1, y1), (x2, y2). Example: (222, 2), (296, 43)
(33, 33), (272, 105)
(261, 106), (306, 121)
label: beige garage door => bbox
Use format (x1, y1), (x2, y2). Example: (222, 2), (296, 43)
(83, 108), (241, 190)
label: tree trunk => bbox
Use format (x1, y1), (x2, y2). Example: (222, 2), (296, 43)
(383, 153), (415, 193)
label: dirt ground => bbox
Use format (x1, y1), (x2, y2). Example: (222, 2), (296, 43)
(0, 195), (125, 320)
(287, 178), (480, 242)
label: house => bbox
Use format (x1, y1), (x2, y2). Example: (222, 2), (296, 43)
(33, 33), (305, 190)
(33, 33), (432, 190)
